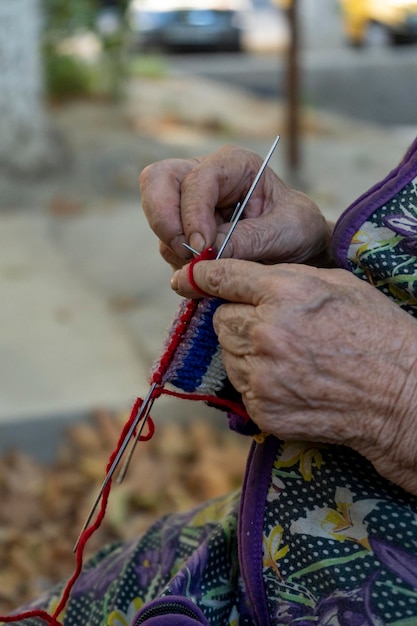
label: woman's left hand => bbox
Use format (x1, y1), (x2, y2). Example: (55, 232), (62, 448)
(172, 259), (417, 496)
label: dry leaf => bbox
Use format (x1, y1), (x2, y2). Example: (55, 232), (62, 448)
(0, 409), (250, 613)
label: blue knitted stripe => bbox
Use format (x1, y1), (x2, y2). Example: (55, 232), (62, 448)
(169, 297), (223, 393)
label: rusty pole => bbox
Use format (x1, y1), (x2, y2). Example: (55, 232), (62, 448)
(286, 0), (301, 175)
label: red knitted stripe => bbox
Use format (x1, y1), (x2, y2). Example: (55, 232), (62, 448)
(151, 247), (217, 386)
(187, 247), (216, 296)
(151, 298), (199, 386)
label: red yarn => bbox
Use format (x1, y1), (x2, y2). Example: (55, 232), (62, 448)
(187, 246), (216, 296)
(151, 247), (216, 387)
(0, 611), (61, 626)
(0, 247), (237, 626)
(0, 398), (155, 626)
(151, 298), (199, 387)
(161, 388), (249, 421)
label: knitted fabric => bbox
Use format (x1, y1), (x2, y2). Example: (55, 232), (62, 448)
(148, 247), (248, 422)
(150, 289), (256, 434)
(151, 296), (227, 395)
(0, 247), (249, 626)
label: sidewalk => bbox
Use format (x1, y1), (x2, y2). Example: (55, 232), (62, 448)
(0, 74), (415, 458)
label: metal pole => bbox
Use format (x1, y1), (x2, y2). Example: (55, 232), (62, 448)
(286, 0), (301, 174)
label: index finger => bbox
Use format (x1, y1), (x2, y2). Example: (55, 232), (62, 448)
(175, 258), (271, 305)
(179, 147), (264, 253)
(173, 259), (336, 304)
(139, 158), (197, 259)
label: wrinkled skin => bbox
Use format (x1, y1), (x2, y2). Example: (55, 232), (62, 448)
(140, 145), (333, 268)
(172, 260), (417, 496)
(140, 145), (417, 496)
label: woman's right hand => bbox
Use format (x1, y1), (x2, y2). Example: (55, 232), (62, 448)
(139, 144), (334, 270)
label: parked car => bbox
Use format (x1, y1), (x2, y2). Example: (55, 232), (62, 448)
(339, 0), (417, 47)
(127, 0), (251, 52)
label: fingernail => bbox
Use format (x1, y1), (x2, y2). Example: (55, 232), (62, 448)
(170, 234), (187, 258)
(189, 233), (205, 254)
(170, 270), (180, 292)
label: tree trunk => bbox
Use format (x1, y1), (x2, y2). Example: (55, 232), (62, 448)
(0, 0), (64, 175)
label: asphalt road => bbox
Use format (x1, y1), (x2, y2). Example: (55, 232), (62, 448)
(166, 45), (417, 126)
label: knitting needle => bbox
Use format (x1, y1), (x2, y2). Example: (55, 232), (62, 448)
(182, 242), (199, 256)
(73, 382), (157, 551)
(74, 135), (280, 550)
(181, 135), (279, 261)
(182, 205), (241, 258)
(114, 135), (281, 485)
(216, 134), (280, 259)
(229, 201), (241, 225)
(116, 396), (156, 484)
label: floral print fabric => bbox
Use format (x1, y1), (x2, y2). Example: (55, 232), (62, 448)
(10, 491), (252, 626)
(9, 441), (417, 626)
(262, 441), (417, 625)
(346, 175), (417, 315)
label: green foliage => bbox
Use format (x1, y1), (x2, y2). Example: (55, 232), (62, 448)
(129, 54), (168, 79)
(44, 46), (92, 100)
(43, 0), (97, 44)
(42, 0), (130, 101)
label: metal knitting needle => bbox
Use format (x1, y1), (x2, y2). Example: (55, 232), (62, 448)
(181, 135), (280, 261)
(216, 134), (280, 259)
(182, 242), (199, 256)
(74, 135), (280, 550)
(125, 137), (280, 483)
(116, 396), (156, 484)
(115, 137), (279, 489)
(117, 248), (201, 487)
(182, 206), (241, 257)
(229, 201), (241, 225)
(73, 382), (158, 551)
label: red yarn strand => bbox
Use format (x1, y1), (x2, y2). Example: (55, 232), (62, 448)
(161, 388), (249, 421)
(1, 247), (231, 625)
(0, 610), (62, 626)
(152, 247), (216, 387)
(0, 398), (155, 626)
(53, 398), (156, 619)
(187, 248), (215, 296)
(151, 298), (199, 386)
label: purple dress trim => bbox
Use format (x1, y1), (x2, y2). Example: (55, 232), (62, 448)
(332, 136), (417, 268)
(238, 436), (280, 626)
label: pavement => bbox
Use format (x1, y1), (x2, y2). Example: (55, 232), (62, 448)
(0, 71), (416, 459)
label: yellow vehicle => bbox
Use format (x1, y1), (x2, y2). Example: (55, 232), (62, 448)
(271, 0), (292, 9)
(340, 0), (417, 46)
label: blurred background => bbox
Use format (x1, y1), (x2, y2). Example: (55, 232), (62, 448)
(0, 0), (417, 611)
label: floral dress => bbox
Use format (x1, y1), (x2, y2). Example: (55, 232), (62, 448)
(5, 137), (417, 626)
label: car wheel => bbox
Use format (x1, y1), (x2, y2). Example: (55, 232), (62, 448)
(224, 36), (242, 53)
(346, 35), (363, 49)
(364, 22), (392, 47)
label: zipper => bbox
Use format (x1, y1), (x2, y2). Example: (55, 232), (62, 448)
(134, 600), (204, 625)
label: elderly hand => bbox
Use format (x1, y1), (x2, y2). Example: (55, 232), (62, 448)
(139, 145), (333, 269)
(172, 259), (417, 496)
